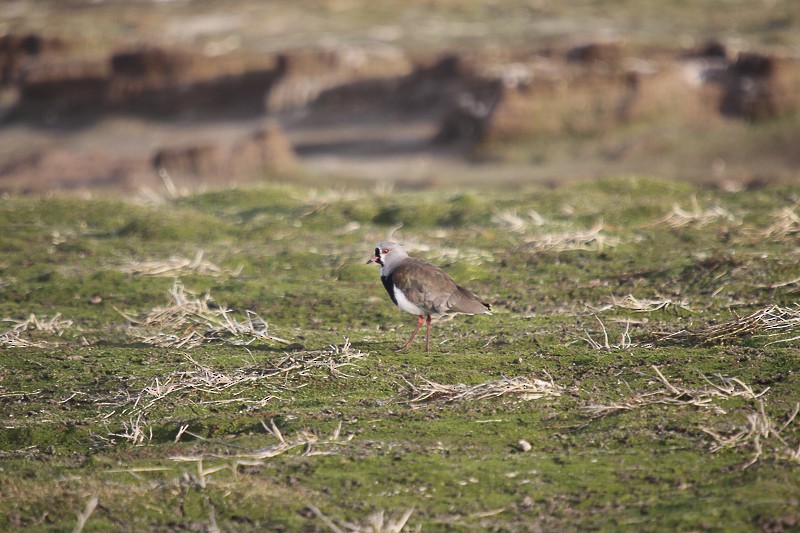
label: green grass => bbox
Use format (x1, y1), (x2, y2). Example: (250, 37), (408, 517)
(2, 177), (800, 531)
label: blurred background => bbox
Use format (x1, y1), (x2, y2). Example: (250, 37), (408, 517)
(1, 0), (799, 195)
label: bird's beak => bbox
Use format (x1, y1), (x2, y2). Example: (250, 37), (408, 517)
(366, 255), (378, 265)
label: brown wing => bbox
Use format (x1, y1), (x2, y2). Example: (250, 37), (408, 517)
(392, 258), (490, 315)
(390, 259), (458, 315)
(447, 285), (491, 314)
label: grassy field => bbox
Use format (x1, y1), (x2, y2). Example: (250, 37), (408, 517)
(1, 176), (800, 531)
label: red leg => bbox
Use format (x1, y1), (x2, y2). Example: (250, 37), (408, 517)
(401, 315), (425, 350)
(424, 315), (432, 352)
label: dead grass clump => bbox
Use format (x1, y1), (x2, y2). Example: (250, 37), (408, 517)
(0, 313), (73, 348)
(492, 209), (546, 233)
(584, 366), (766, 417)
(405, 374), (562, 405)
(134, 344), (364, 412)
(519, 222), (619, 253)
(307, 505), (416, 533)
(575, 316), (635, 351)
(701, 399), (800, 469)
(120, 281), (288, 347)
(108, 413), (153, 446)
(652, 198), (737, 228)
(663, 304), (800, 346)
(301, 188), (373, 217)
(491, 209), (616, 252)
(1, 335), (44, 348)
(762, 205), (800, 240)
(170, 419), (353, 487)
(119, 249), (242, 278)
(609, 294), (694, 314)
(105, 340), (366, 444)
(753, 276), (800, 292)
(586, 367), (799, 468)
(405, 242), (494, 266)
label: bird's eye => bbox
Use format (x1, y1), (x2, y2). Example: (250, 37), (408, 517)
(381, 248), (389, 254)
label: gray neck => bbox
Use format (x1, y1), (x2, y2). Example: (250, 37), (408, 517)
(381, 251), (408, 276)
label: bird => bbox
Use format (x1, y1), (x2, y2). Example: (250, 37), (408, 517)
(367, 241), (491, 352)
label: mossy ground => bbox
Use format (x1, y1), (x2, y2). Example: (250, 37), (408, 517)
(1, 176), (800, 531)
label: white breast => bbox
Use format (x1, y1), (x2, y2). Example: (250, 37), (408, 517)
(394, 286), (424, 316)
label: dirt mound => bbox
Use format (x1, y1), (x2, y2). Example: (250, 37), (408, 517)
(19, 61), (110, 116)
(11, 42), (411, 122)
(266, 49), (376, 112)
(566, 41), (623, 64)
(110, 47), (197, 80)
(0, 149), (149, 194)
(0, 33), (65, 85)
(718, 52), (798, 119)
(153, 123), (297, 181)
(12, 44), (280, 121)
(427, 43), (800, 148)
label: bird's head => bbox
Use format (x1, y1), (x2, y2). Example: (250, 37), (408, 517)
(366, 241), (406, 269)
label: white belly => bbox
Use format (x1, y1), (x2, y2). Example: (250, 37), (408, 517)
(394, 286), (424, 316)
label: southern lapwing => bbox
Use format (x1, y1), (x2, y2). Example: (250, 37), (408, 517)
(367, 241), (491, 352)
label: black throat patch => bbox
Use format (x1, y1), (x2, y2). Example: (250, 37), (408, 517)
(380, 273), (397, 305)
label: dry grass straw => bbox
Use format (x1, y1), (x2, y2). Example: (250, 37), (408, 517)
(753, 276), (800, 292)
(0, 313), (73, 348)
(745, 204), (800, 288)
(652, 197), (737, 228)
(119, 249), (243, 277)
(404, 373), (562, 406)
(405, 242), (494, 266)
(586, 366), (800, 468)
(301, 188), (375, 217)
(492, 209), (546, 233)
(120, 281), (289, 347)
(307, 505), (416, 533)
(71, 495), (99, 533)
(575, 316), (635, 351)
(761, 205), (800, 240)
(661, 304), (800, 346)
(520, 221), (619, 253)
(108, 413), (153, 446)
(170, 419), (353, 487)
(105, 340), (366, 444)
(492, 208), (617, 252)
(584, 365), (767, 418)
(607, 294), (694, 314)
(701, 400), (800, 470)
